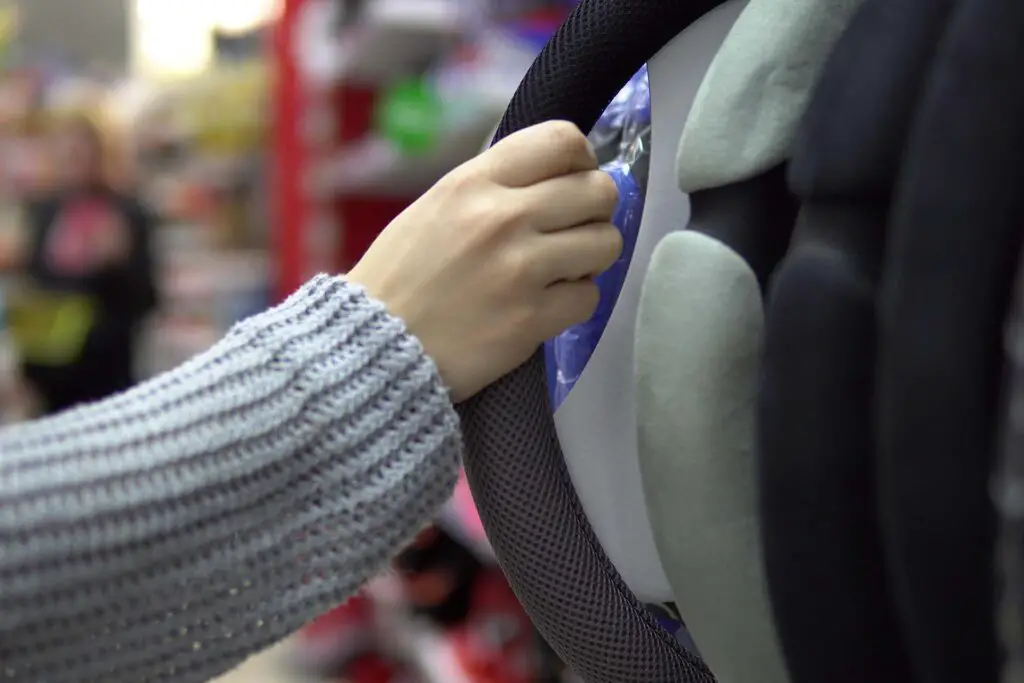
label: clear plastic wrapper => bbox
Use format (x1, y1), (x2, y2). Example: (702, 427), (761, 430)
(545, 66), (650, 410)
(588, 65), (648, 165)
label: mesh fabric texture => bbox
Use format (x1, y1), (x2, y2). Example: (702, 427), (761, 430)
(457, 1), (724, 681)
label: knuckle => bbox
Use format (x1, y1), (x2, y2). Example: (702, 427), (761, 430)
(518, 302), (543, 330)
(493, 199), (527, 232)
(501, 195), (529, 224)
(543, 120), (588, 154)
(593, 172), (620, 212)
(464, 191), (523, 234)
(466, 193), (502, 223)
(499, 300), (541, 342)
(498, 244), (535, 282)
(440, 164), (483, 193)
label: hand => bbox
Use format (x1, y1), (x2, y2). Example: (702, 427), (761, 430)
(348, 121), (622, 402)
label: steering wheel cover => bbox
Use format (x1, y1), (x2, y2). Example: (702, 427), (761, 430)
(457, 1), (729, 681)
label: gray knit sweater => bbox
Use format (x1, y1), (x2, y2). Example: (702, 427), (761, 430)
(0, 275), (464, 683)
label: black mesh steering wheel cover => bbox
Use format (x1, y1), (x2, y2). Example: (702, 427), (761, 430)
(457, 2), (725, 681)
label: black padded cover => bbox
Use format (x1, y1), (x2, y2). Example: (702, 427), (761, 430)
(757, 0), (954, 681)
(875, 0), (1024, 680)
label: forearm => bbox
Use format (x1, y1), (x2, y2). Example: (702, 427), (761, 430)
(0, 275), (462, 682)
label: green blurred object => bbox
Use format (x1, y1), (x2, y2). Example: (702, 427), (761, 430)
(376, 78), (444, 155)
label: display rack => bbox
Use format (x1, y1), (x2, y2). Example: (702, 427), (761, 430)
(270, 0), (562, 295)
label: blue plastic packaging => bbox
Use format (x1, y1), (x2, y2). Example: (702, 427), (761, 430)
(546, 66), (650, 409)
(588, 68), (644, 164)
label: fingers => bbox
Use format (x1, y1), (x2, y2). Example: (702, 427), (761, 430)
(533, 222), (624, 284)
(479, 121), (598, 187)
(520, 170), (620, 232)
(536, 278), (602, 339)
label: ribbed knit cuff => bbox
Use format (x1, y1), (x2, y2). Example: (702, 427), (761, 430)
(0, 274), (463, 683)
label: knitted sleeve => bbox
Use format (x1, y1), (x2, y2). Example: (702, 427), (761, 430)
(0, 274), (463, 683)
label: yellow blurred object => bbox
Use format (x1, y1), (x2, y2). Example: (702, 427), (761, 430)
(45, 84), (109, 126)
(177, 62), (268, 154)
(0, 203), (27, 270)
(0, 5), (19, 44)
(6, 290), (96, 366)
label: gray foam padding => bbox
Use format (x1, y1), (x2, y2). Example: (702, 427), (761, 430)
(457, 1), (747, 681)
(635, 230), (788, 683)
(676, 0), (864, 193)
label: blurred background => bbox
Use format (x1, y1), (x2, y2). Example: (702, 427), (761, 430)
(0, 0), (583, 681)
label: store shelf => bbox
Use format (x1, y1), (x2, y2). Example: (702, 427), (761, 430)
(332, 0), (468, 84)
(311, 106), (501, 197)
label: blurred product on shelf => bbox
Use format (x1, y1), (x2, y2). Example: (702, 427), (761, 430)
(299, 570), (571, 683)
(311, 13), (553, 198)
(293, 595), (380, 675)
(277, 0), (571, 292)
(325, 0), (471, 85)
(288, 483), (568, 683)
(344, 652), (424, 683)
(394, 525), (483, 627)
(450, 569), (544, 683)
